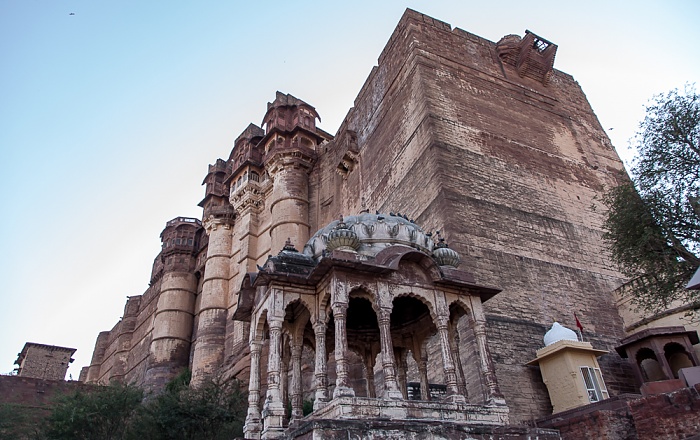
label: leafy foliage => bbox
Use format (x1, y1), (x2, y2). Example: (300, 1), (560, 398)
(42, 382), (143, 440)
(35, 371), (246, 440)
(133, 370), (246, 440)
(0, 402), (46, 439)
(602, 85), (700, 312)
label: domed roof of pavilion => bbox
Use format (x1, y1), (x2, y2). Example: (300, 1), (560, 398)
(303, 212), (452, 262)
(543, 322), (579, 346)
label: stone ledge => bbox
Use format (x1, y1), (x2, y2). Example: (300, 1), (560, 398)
(308, 396), (509, 426)
(287, 418), (559, 440)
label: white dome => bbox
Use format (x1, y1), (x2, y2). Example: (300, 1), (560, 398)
(543, 322), (578, 346)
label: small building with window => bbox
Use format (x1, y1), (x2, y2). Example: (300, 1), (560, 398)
(528, 322), (609, 414)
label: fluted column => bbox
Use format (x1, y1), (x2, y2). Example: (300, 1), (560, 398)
(378, 309), (402, 399)
(313, 321), (329, 410)
(280, 339), (290, 426)
(191, 216), (233, 387)
(244, 340), (263, 439)
(419, 356), (430, 401)
(436, 316), (465, 403)
(262, 317), (285, 438)
(365, 348), (376, 398)
(332, 304), (355, 398)
(410, 336), (430, 400)
(450, 325), (468, 398)
(395, 348), (408, 399)
(290, 341), (303, 421)
(471, 300), (505, 404)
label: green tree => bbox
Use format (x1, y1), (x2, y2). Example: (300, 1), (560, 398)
(133, 370), (246, 440)
(42, 383), (143, 440)
(601, 85), (700, 312)
(37, 371), (246, 440)
(0, 402), (45, 440)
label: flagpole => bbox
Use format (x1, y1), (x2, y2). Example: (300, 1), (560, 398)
(574, 312), (584, 342)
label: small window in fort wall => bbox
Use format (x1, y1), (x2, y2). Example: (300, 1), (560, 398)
(300, 137), (312, 148)
(636, 347), (666, 382)
(249, 171), (259, 182)
(580, 366), (608, 403)
(665, 342), (694, 378)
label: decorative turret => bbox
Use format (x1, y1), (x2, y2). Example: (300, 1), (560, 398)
(325, 216), (360, 252)
(432, 237), (461, 268)
(496, 30), (557, 85)
(261, 92), (332, 253)
(199, 159), (235, 221)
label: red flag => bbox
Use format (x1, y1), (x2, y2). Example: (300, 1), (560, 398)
(574, 313), (584, 332)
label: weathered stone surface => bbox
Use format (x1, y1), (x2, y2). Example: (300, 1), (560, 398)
(82, 7), (645, 438)
(14, 343), (76, 381)
(539, 385), (700, 440)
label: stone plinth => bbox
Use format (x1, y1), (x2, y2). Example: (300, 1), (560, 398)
(308, 396), (509, 426)
(287, 418), (559, 440)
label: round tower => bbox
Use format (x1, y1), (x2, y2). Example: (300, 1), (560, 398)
(191, 158), (237, 386)
(143, 217), (201, 391)
(262, 92), (325, 253)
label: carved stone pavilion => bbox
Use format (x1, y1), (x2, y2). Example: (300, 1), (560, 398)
(234, 214), (519, 438)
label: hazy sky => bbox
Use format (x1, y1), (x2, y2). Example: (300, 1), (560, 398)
(1, 1), (698, 380)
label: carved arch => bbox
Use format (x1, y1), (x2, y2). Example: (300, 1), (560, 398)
(392, 291), (438, 323)
(375, 246), (442, 281)
(252, 308), (269, 343)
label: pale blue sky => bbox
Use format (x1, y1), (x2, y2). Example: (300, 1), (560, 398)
(1, 1), (698, 379)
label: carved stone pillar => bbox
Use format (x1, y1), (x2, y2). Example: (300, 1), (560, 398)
(244, 340), (263, 439)
(471, 302), (505, 404)
(313, 321), (329, 410)
(365, 347), (376, 398)
(280, 337), (290, 426)
(378, 309), (403, 399)
(262, 318), (285, 438)
(332, 304), (355, 398)
(290, 341), (303, 421)
(419, 355), (430, 401)
(450, 325), (468, 398)
(412, 337), (430, 401)
(394, 348), (409, 399)
(436, 316), (465, 403)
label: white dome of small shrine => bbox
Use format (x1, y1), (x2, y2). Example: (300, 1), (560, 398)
(543, 322), (578, 346)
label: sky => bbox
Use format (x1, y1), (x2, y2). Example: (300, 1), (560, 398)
(1, 1), (698, 380)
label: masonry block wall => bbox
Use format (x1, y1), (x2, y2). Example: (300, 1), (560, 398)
(84, 8), (636, 424)
(15, 343), (76, 381)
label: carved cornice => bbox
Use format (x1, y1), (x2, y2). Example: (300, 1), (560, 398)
(230, 181), (265, 215)
(203, 215), (234, 234)
(264, 148), (317, 178)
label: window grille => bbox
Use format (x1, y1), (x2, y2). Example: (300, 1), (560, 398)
(580, 366), (609, 403)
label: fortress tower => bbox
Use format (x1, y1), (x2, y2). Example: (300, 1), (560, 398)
(83, 9), (643, 431)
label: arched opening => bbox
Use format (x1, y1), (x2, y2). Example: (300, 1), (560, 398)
(345, 295), (380, 398)
(282, 300), (312, 421)
(665, 342), (694, 379)
(449, 302), (484, 404)
(636, 348), (665, 382)
(390, 295), (437, 400)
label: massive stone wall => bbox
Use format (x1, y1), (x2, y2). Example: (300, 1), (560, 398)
(312, 10), (634, 422)
(84, 8), (636, 425)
